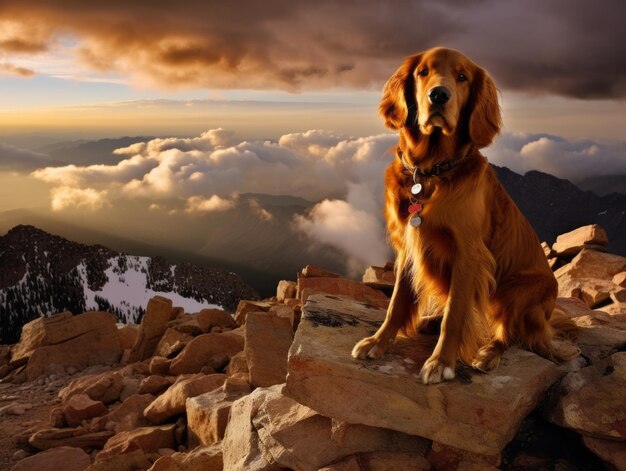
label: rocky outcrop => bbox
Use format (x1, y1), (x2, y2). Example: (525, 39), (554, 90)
(286, 294), (561, 456)
(9, 311), (123, 381)
(5, 225), (626, 471)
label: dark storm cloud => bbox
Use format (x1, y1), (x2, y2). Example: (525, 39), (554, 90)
(0, 0), (624, 97)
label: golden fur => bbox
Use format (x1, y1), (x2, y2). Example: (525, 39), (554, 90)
(352, 47), (578, 384)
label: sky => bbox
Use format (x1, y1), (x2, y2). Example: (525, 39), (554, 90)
(0, 0), (625, 272)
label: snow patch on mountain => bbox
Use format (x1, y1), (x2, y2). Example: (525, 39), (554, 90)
(76, 256), (221, 324)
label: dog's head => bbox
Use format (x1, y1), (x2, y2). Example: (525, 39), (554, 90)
(379, 47), (502, 148)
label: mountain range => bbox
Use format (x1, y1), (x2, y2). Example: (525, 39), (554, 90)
(0, 225), (257, 344)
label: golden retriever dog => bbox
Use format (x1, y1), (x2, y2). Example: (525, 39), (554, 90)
(352, 47), (579, 384)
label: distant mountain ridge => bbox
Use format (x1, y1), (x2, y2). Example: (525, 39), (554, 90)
(493, 166), (626, 256)
(0, 225), (258, 344)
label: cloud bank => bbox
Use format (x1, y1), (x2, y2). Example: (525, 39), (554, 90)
(27, 128), (626, 270)
(0, 1), (624, 97)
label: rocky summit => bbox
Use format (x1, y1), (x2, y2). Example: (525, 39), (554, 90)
(0, 224), (624, 471)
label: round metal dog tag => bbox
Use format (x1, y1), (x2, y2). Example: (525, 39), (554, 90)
(411, 183), (422, 195)
(410, 215), (422, 227)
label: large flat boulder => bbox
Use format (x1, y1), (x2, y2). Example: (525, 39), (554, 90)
(552, 224), (608, 257)
(286, 294), (562, 456)
(10, 311), (122, 380)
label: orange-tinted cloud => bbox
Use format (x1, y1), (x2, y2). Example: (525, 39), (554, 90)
(0, 1), (623, 97)
(0, 63), (35, 77)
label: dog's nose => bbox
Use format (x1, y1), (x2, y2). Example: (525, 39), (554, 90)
(428, 86), (451, 105)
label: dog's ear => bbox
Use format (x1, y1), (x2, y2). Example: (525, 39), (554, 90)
(379, 54), (421, 130)
(468, 68), (502, 148)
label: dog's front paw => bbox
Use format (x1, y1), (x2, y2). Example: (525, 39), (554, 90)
(351, 336), (388, 360)
(472, 343), (502, 372)
(420, 355), (455, 384)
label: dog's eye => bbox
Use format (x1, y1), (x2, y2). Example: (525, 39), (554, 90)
(457, 73), (467, 82)
(418, 69), (429, 77)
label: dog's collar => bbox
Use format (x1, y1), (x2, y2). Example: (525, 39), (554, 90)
(400, 144), (472, 178)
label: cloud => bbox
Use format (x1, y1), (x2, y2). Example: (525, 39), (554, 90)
(28, 127), (626, 271)
(293, 199), (389, 275)
(248, 199), (274, 221)
(0, 1), (623, 97)
(185, 194), (237, 213)
(50, 186), (107, 211)
(485, 133), (626, 181)
(0, 62), (35, 77)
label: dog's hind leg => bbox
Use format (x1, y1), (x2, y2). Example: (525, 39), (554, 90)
(352, 267), (413, 360)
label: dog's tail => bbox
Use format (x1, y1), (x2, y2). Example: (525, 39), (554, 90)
(534, 307), (580, 362)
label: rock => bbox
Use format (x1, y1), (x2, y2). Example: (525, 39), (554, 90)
(118, 325), (140, 351)
(85, 449), (152, 471)
(148, 444), (223, 471)
(580, 280), (615, 308)
(613, 271), (626, 287)
(541, 241), (554, 258)
(286, 294), (562, 456)
(186, 377), (252, 447)
(558, 297), (626, 362)
(276, 280), (297, 302)
(268, 304), (299, 330)
(50, 406), (66, 427)
(11, 449), (30, 461)
(97, 424), (176, 461)
(11, 446), (91, 471)
(319, 452), (431, 471)
(245, 313), (293, 387)
(59, 371), (124, 404)
(169, 333), (244, 375)
(222, 388), (283, 471)
(600, 302), (626, 317)
(63, 394), (108, 427)
(297, 277), (389, 310)
(93, 393), (154, 433)
(555, 249), (626, 300)
(10, 311), (72, 366)
(426, 441), (500, 470)
(170, 318), (203, 336)
(226, 351), (249, 377)
(127, 296), (174, 362)
(144, 374), (227, 424)
(11, 311), (123, 381)
(547, 351), (626, 440)
(154, 328), (193, 358)
(140, 375), (174, 395)
(234, 301), (272, 325)
(250, 384), (430, 471)
(196, 308), (237, 332)
(362, 266), (395, 290)
(610, 289), (626, 304)
(0, 402), (32, 416)
(301, 265), (340, 278)
(583, 436), (626, 471)
(149, 356), (172, 375)
(552, 224), (608, 257)
(29, 427), (114, 450)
